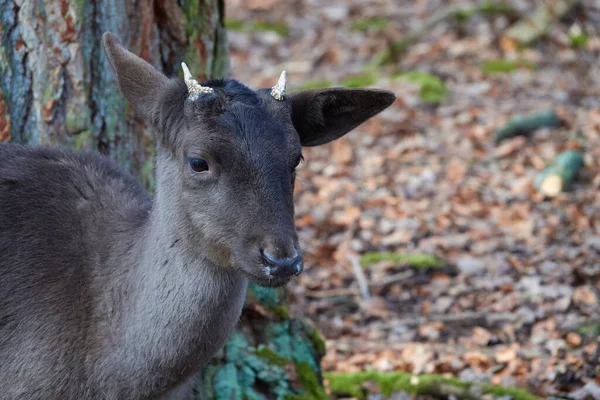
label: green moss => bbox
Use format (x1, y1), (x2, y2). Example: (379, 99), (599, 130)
(454, 1), (516, 21)
(392, 71), (447, 104)
(252, 21), (289, 36)
(225, 18), (289, 36)
(476, 1), (516, 16)
(342, 73), (378, 88)
(225, 17), (245, 31)
(306, 327), (326, 358)
(326, 371), (540, 400)
(272, 305), (290, 319)
(69, 0), (87, 24)
(180, 0), (198, 28)
(350, 18), (389, 32)
(576, 321), (600, 337)
(66, 109), (91, 136)
(293, 80), (333, 90)
(361, 252), (445, 269)
(481, 383), (541, 400)
(73, 130), (94, 151)
(286, 362), (328, 400)
(481, 59), (536, 73)
(569, 33), (588, 48)
(255, 346), (289, 367)
(0, 48), (7, 75)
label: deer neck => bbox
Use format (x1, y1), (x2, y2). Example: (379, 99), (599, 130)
(101, 151), (248, 395)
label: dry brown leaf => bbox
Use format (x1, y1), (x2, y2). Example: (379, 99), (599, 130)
(566, 332), (582, 347)
(495, 137), (527, 158)
(472, 327), (492, 346)
(495, 345), (519, 363)
(360, 296), (389, 319)
(462, 351), (490, 367)
(573, 286), (598, 305)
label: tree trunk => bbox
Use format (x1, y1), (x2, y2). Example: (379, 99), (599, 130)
(0, 1), (325, 398)
(0, 0), (229, 191)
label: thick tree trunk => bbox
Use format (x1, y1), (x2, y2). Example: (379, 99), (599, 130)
(0, 1), (325, 398)
(0, 0), (229, 190)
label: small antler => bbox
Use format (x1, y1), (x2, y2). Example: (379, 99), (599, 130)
(270, 70), (286, 101)
(181, 62), (214, 99)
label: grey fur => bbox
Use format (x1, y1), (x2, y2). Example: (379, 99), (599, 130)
(0, 32), (395, 399)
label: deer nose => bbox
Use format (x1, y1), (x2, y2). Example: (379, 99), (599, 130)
(261, 249), (303, 277)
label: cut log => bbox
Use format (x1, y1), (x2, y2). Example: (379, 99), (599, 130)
(494, 110), (563, 143)
(535, 150), (585, 197)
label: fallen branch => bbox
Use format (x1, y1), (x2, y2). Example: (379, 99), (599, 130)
(304, 287), (359, 299)
(305, 270), (414, 299)
(395, 311), (517, 327)
(348, 254), (371, 300)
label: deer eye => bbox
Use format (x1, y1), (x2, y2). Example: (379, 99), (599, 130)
(293, 154), (304, 169)
(187, 157), (209, 173)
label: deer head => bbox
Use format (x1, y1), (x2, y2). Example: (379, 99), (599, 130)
(102, 32), (395, 287)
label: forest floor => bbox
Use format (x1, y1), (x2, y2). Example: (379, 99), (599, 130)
(226, 1), (600, 398)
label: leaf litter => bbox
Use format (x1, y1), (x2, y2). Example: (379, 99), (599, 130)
(226, 0), (600, 398)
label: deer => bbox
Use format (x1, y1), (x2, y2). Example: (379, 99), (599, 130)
(0, 32), (395, 399)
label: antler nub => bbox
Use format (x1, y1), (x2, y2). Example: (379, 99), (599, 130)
(181, 62), (214, 99)
(270, 70), (286, 101)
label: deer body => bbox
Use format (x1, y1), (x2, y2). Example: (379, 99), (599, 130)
(0, 144), (247, 398)
(0, 32), (395, 399)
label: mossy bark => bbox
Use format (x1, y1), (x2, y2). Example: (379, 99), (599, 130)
(0, 0), (228, 191)
(198, 284), (327, 399)
(0, 1), (325, 397)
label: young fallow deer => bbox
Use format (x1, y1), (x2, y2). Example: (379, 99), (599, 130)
(0, 32), (395, 399)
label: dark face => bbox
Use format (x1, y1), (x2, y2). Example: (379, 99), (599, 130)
(178, 83), (304, 286)
(102, 30), (396, 288)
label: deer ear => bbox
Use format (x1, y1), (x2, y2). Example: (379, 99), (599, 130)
(102, 32), (169, 118)
(288, 88), (396, 147)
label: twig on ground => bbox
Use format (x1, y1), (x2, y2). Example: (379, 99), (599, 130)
(305, 270), (414, 299)
(395, 311), (517, 327)
(348, 254), (371, 300)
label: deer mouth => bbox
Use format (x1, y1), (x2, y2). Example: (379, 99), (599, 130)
(239, 260), (302, 288)
(245, 272), (294, 288)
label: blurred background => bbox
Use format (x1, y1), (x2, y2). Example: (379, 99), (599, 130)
(1, 0), (599, 398)
(225, 0), (600, 397)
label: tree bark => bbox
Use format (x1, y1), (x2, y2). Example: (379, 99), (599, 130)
(0, 0), (229, 190)
(0, 1), (325, 398)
